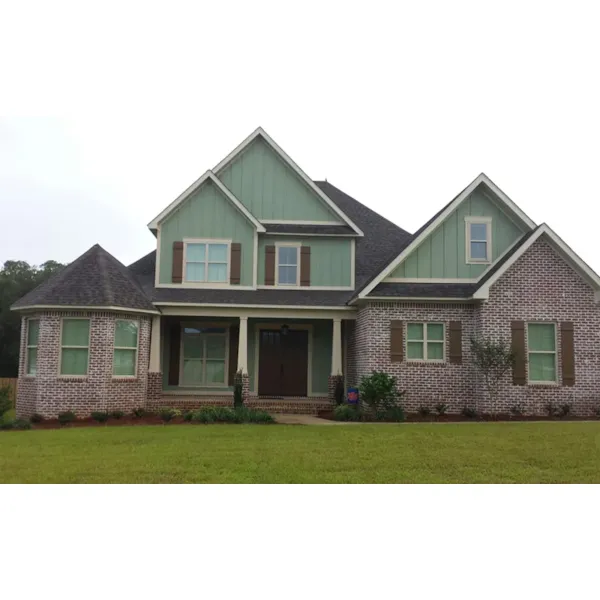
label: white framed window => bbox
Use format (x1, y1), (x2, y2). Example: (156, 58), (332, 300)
(25, 319), (39, 376)
(113, 320), (139, 377)
(180, 326), (229, 387)
(59, 318), (90, 376)
(465, 217), (492, 263)
(184, 240), (230, 283)
(527, 322), (557, 383)
(406, 322), (445, 361)
(276, 244), (300, 286)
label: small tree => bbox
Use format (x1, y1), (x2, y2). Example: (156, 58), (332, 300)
(233, 369), (244, 409)
(470, 336), (516, 413)
(359, 371), (401, 418)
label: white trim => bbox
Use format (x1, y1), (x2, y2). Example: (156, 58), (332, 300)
(183, 238), (231, 285)
(162, 390), (233, 396)
(156, 305), (356, 321)
(147, 170), (266, 232)
(359, 173), (537, 298)
(275, 242), (301, 287)
(351, 296), (474, 304)
(178, 322), (230, 388)
(465, 216), (492, 264)
(25, 318), (39, 377)
(253, 323), (314, 397)
(149, 315), (161, 372)
(473, 224), (600, 300)
(260, 220), (346, 225)
(527, 321), (558, 385)
(11, 305), (160, 315)
(155, 284), (256, 290)
(253, 230), (259, 288)
(262, 232), (358, 238)
(256, 285), (354, 291)
(58, 317), (91, 378)
(350, 238), (356, 290)
(154, 225), (162, 288)
(406, 322), (446, 363)
(383, 277), (477, 284)
(213, 127), (364, 236)
(112, 318), (140, 378)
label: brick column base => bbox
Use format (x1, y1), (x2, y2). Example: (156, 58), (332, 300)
(328, 375), (344, 403)
(147, 371), (163, 409)
(241, 373), (250, 403)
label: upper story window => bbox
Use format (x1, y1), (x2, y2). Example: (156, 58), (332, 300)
(184, 241), (230, 283)
(276, 245), (300, 286)
(466, 217), (492, 263)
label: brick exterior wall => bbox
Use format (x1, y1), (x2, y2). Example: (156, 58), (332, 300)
(16, 311), (151, 418)
(354, 239), (600, 417)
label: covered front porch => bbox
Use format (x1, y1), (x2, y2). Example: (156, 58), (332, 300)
(147, 306), (354, 413)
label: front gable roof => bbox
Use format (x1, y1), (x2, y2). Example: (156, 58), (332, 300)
(147, 170), (266, 232)
(357, 173), (537, 298)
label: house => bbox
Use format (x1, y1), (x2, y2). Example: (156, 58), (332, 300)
(12, 127), (600, 418)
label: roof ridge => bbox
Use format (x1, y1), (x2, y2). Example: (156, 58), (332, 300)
(96, 248), (114, 305)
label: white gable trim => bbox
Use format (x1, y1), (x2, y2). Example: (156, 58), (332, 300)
(213, 127), (364, 237)
(473, 224), (600, 300)
(358, 173), (537, 298)
(147, 170), (266, 232)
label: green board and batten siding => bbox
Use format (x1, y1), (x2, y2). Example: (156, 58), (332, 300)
(390, 188), (526, 279)
(257, 237), (352, 287)
(158, 180), (255, 285)
(218, 136), (339, 222)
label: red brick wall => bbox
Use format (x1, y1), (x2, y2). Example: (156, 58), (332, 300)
(16, 311), (151, 418)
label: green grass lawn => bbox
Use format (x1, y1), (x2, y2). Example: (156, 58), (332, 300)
(1, 422), (599, 483)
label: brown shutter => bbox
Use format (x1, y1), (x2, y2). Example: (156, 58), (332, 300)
(265, 245), (276, 286)
(228, 326), (239, 386)
(230, 243), (241, 284)
(168, 323), (181, 386)
(511, 321), (526, 385)
(390, 320), (403, 363)
(561, 321), (575, 386)
(448, 321), (462, 364)
(172, 241), (184, 283)
(300, 246), (311, 287)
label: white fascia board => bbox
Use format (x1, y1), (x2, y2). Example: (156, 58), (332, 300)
(358, 173), (537, 298)
(147, 170), (265, 232)
(213, 127), (364, 237)
(11, 304), (161, 315)
(473, 224), (600, 299)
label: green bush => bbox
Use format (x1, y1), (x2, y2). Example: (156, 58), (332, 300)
(544, 403), (558, 418)
(594, 405), (600, 419)
(158, 407), (181, 423)
(233, 370), (244, 408)
(434, 403), (449, 416)
(359, 371), (403, 416)
(13, 419), (32, 430)
(192, 406), (274, 424)
(0, 408), (16, 425)
(417, 405), (431, 417)
(509, 403), (525, 417)
(383, 406), (405, 422)
(58, 411), (76, 426)
(192, 407), (216, 423)
(30, 413), (44, 424)
(91, 411), (110, 424)
(212, 407), (237, 422)
(0, 386), (12, 418)
(182, 411), (193, 422)
(132, 407), (146, 418)
(333, 405), (362, 422)
(461, 406), (477, 419)
(0, 419), (15, 430)
(234, 407), (274, 424)
(110, 410), (125, 419)
(559, 403), (572, 418)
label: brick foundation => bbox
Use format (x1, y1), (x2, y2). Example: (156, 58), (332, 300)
(328, 375), (343, 402)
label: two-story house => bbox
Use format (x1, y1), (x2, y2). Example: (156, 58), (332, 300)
(12, 127), (600, 417)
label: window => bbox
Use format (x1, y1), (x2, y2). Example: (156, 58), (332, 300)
(184, 241), (229, 283)
(60, 319), (90, 376)
(113, 320), (139, 377)
(26, 319), (39, 376)
(406, 323), (445, 361)
(466, 218), (492, 263)
(276, 245), (300, 286)
(528, 323), (557, 383)
(181, 327), (228, 386)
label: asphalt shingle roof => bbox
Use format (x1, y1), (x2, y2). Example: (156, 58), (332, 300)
(370, 282), (477, 299)
(263, 223), (357, 235)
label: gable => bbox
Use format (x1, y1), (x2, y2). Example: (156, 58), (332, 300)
(217, 135), (341, 222)
(389, 186), (526, 279)
(158, 179), (255, 285)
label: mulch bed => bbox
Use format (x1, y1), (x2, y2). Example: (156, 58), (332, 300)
(32, 415), (184, 429)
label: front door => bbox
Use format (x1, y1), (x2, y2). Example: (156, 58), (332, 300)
(258, 329), (309, 397)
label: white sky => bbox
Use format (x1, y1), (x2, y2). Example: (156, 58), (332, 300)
(1, 1), (599, 271)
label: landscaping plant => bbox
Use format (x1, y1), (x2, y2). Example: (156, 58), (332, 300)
(182, 411), (193, 422)
(509, 403), (525, 418)
(132, 407), (146, 418)
(158, 407), (181, 423)
(233, 370), (244, 408)
(461, 406), (477, 419)
(359, 371), (403, 419)
(57, 411), (76, 426)
(110, 410), (125, 420)
(558, 403), (572, 418)
(544, 403), (558, 418)
(30, 413), (44, 424)
(333, 405), (362, 422)
(417, 405), (431, 418)
(0, 386), (12, 419)
(91, 411), (110, 424)
(435, 403), (449, 416)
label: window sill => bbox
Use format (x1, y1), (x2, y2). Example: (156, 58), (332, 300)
(57, 376), (89, 381)
(466, 260), (491, 265)
(112, 376), (139, 381)
(24, 374), (36, 378)
(527, 381), (559, 387)
(405, 360), (447, 365)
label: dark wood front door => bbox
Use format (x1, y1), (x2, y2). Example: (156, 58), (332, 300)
(258, 329), (308, 397)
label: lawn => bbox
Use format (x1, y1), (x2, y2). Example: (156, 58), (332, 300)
(1, 422), (599, 483)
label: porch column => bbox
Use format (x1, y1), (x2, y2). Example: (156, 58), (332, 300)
(331, 318), (342, 376)
(149, 315), (161, 372)
(237, 316), (248, 374)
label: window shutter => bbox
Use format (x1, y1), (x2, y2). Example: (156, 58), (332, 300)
(560, 321), (575, 386)
(230, 243), (241, 285)
(172, 242), (184, 283)
(228, 326), (239, 386)
(168, 323), (181, 386)
(448, 321), (462, 364)
(390, 320), (403, 363)
(511, 321), (526, 385)
(265, 245), (276, 286)
(300, 246), (311, 287)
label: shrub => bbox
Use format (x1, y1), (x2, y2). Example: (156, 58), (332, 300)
(233, 369), (244, 408)
(110, 410), (125, 420)
(237, 408), (274, 424)
(558, 403), (572, 418)
(435, 403), (449, 416)
(594, 405), (600, 419)
(334, 378), (345, 406)
(359, 371), (403, 417)
(192, 408), (216, 424)
(13, 419), (32, 430)
(333, 405), (362, 422)
(509, 403), (525, 417)
(0, 419), (15, 430)
(544, 403), (558, 418)
(58, 411), (76, 426)
(30, 413), (44, 424)
(212, 407), (237, 423)
(381, 406), (405, 422)
(158, 407), (181, 423)
(132, 407), (146, 418)
(91, 411), (110, 424)
(0, 386), (12, 418)
(461, 406), (477, 419)
(417, 405), (431, 417)
(182, 411), (193, 422)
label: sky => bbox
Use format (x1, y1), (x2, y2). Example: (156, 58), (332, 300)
(1, 1), (599, 271)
